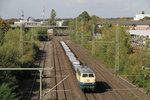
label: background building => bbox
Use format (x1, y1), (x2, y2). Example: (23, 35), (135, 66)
(134, 14), (150, 20)
(97, 20), (150, 38)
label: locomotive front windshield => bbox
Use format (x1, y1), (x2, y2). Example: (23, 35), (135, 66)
(82, 73), (94, 78)
(82, 74), (88, 77)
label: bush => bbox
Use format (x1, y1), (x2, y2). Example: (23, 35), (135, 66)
(0, 83), (21, 100)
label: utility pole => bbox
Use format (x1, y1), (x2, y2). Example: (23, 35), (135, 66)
(69, 23), (71, 39)
(92, 24), (95, 56)
(76, 17), (78, 41)
(81, 16), (83, 47)
(39, 69), (43, 99)
(20, 24), (23, 64)
(31, 28), (34, 44)
(115, 24), (119, 73)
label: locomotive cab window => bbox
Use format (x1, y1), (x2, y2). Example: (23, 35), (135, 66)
(89, 74), (94, 77)
(82, 74), (88, 77)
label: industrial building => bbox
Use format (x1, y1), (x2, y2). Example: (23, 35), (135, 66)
(97, 20), (150, 38)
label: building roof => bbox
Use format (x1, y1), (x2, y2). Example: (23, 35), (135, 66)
(97, 20), (150, 25)
(27, 17), (35, 22)
(78, 65), (94, 73)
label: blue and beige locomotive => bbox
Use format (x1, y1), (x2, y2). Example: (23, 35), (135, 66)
(76, 65), (96, 90)
(60, 41), (96, 91)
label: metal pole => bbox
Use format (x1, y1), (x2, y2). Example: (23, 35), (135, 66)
(115, 24), (119, 73)
(0, 68), (53, 70)
(145, 67), (150, 70)
(115, 24), (117, 73)
(31, 28), (34, 44)
(81, 17), (83, 47)
(76, 17), (78, 41)
(92, 24), (95, 56)
(118, 25), (119, 72)
(69, 23), (71, 39)
(20, 25), (23, 64)
(39, 70), (43, 99)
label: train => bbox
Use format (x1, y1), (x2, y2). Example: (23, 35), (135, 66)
(60, 41), (96, 91)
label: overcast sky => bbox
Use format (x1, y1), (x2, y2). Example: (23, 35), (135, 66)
(0, 0), (150, 19)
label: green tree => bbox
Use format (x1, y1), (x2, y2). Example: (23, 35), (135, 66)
(36, 28), (48, 41)
(7, 18), (18, 24)
(78, 11), (91, 22)
(0, 18), (9, 34)
(48, 9), (56, 25)
(91, 15), (101, 24)
(62, 20), (70, 26)
(141, 17), (150, 21)
(142, 11), (145, 14)
(0, 28), (40, 68)
(0, 21), (42, 98)
(0, 18), (9, 45)
(0, 83), (20, 100)
(94, 23), (133, 69)
(0, 29), (4, 45)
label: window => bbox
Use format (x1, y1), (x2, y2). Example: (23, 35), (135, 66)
(82, 74), (88, 77)
(89, 74), (94, 77)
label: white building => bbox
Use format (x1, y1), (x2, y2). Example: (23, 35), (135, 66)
(134, 14), (150, 21)
(14, 11), (41, 26)
(56, 20), (64, 27)
(14, 18), (41, 26)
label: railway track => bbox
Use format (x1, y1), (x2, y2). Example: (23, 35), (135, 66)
(43, 37), (76, 100)
(28, 37), (135, 100)
(64, 37), (150, 100)
(55, 37), (98, 100)
(40, 41), (53, 100)
(51, 40), (58, 100)
(27, 37), (87, 100)
(64, 39), (117, 100)
(52, 38), (68, 100)
(55, 39), (74, 100)
(56, 37), (98, 100)
(63, 37), (138, 100)
(27, 42), (47, 100)
(25, 36), (150, 100)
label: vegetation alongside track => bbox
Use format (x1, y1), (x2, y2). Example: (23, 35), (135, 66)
(0, 18), (49, 99)
(68, 11), (150, 95)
